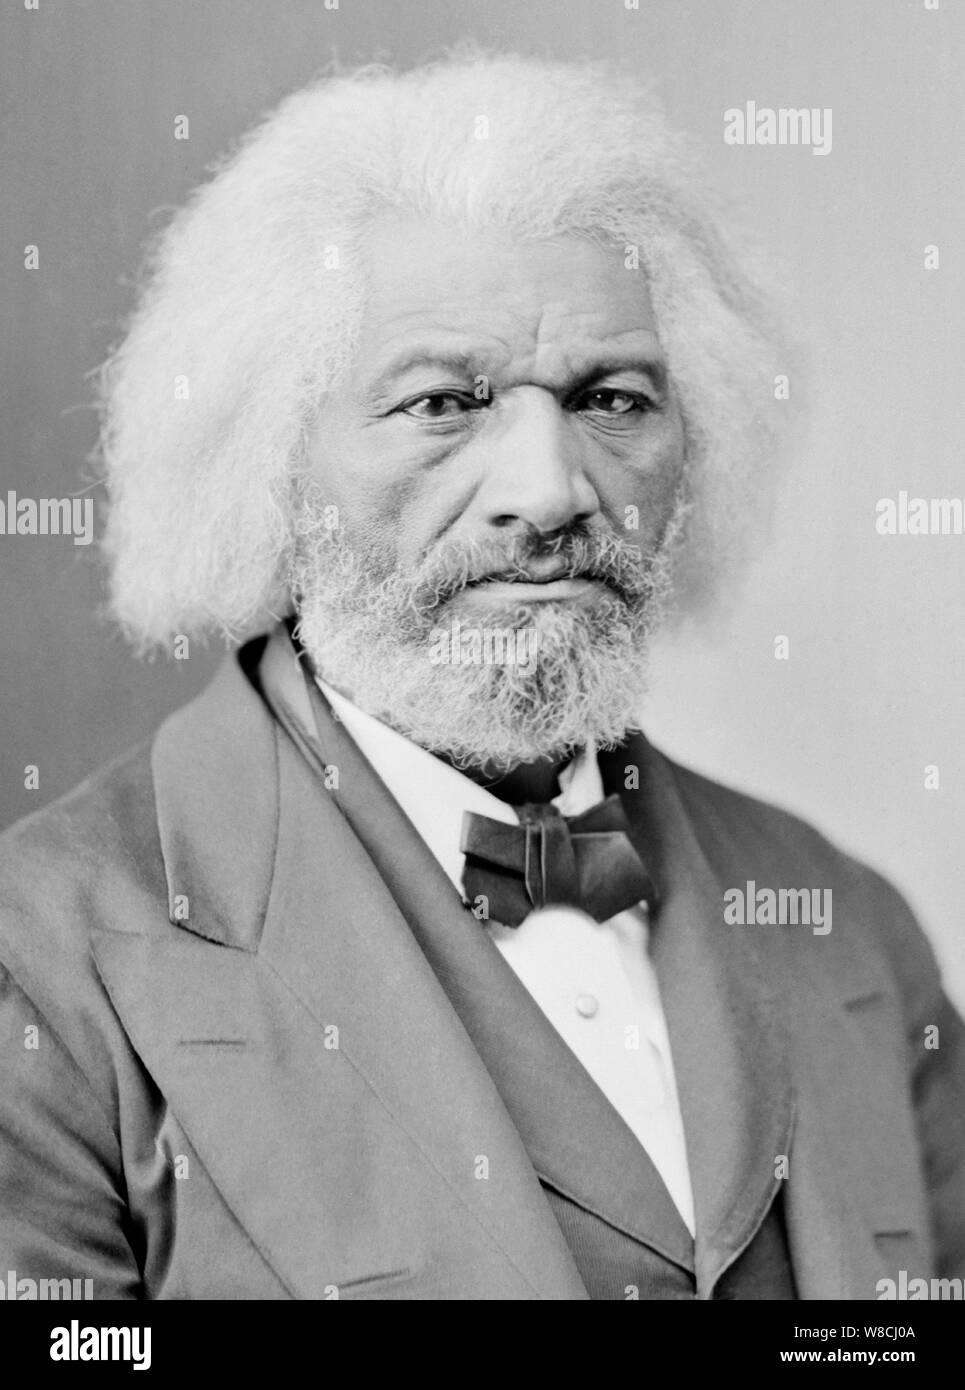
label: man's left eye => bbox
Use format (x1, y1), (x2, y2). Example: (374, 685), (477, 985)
(578, 389), (650, 416)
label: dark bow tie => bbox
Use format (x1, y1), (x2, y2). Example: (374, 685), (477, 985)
(460, 793), (658, 927)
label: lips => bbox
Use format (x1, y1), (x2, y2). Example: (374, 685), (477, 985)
(472, 558), (575, 586)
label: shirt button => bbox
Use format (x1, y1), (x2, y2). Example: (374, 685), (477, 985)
(575, 993), (599, 1018)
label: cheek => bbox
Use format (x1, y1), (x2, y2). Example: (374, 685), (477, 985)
(345, 426), (480, 562)
(307, 419), (403, 539)
(314, 451), (438, 568)
(591, 425), (685, 533)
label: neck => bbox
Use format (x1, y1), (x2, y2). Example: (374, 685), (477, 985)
(451, 752), (575, 806)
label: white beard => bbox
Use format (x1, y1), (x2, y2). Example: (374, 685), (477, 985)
(289, 489), (683, 772)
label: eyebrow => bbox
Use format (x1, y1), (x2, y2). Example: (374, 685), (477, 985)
(364, 351), (479, 402)
(361, 346), (670, 404)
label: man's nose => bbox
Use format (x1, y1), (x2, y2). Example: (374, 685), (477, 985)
(472, 388), (600, 532)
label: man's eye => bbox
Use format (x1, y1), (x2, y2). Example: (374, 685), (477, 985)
(577, 389), (651, 416)
(400, 392), (475, 420)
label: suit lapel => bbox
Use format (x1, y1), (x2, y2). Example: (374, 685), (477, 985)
(91, 637), (586, 1300)
(602, 739), (795, 1298)
(281, 641), (694, 1274)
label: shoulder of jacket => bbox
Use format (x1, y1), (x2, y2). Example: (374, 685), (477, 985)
(0, 738), (165, 977)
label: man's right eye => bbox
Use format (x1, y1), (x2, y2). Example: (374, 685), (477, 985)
(399, 392), (478, 420)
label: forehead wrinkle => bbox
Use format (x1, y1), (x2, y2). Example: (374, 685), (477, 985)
(355, 238), (666, 400)
(527, 315), (666, 381)
(359, 336), (513, 401)
(361, 324), (667, 400)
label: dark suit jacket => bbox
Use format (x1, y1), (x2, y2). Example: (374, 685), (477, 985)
(1, 629), (963, 1299)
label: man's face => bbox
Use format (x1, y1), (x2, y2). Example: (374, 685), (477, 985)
(295, 215), (687, 769)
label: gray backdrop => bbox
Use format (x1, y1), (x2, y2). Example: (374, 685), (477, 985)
(2, 0), (963, 1004)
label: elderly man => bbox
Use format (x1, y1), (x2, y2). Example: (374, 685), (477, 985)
(1, 53), (962, 1302)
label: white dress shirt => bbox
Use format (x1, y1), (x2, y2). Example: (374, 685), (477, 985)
(316, 677), (695, 1235)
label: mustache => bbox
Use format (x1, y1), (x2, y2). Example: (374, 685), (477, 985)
(411, 524), (650, 611)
